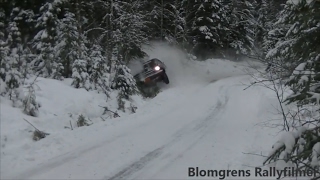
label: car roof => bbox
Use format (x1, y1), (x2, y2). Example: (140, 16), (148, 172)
(143, 58), (161, 65)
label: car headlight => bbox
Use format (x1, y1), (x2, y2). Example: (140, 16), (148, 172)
(154, 66), (160, 71)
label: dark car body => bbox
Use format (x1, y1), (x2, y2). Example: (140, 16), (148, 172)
(134, 58), (169, 85)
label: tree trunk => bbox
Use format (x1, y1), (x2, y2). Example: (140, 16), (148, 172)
(107, 0), (113, 73)
(161, 0), (164, 40)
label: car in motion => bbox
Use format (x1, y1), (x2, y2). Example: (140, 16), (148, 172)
(134, 58), (169, 85)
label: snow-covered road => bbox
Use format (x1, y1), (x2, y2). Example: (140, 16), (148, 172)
(9, 74), (276, 180)
(2, 43), (280, 179)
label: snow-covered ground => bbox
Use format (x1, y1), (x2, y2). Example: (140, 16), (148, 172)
(1, 43), (286, 179)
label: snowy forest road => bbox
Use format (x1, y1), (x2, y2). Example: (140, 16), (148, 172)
(13, 74), (271, 180)
(108, 86), (228, 180)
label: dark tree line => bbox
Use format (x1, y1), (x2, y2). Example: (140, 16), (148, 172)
(0, 0), (277, 106)
(0, 0), (298, 111)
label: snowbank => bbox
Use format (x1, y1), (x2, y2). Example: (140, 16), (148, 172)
(0, 77), (145, 178)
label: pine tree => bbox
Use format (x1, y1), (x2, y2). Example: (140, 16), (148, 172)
(264, 0), (320, 175)
(189, 0), (229, 58)
(142, 0), (187, 44)
(9, 6), (35, 79)
(7, 0), (39, 45)
(254, 0), (287, 55)
(96, 0), (148, 66)
(141, 0), (171, 40)
(112, 0), (148, 64)
(32, 1), (63, 79)
(0, 8), (9, 95)
(2, 14), (24, 101)
(228, 0), (255, 55)
(7, 21), (22, 72)
(71, 41), (90, 90)
(111, 63), (138, 112)
(55, 11), (79, 78)
(88, 43), (111, 92)
(281, 0), (320, 106)
(68, 2), (91, 90)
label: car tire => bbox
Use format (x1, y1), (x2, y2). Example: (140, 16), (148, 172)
(162, 73), (169, 84)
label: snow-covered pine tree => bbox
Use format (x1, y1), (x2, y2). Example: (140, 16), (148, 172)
(143, 0), (187, 44)
(32, 1), (63, 79)
(227, 0), (255, 56)
(282, 0), (320, 106)
(0, 7), (6, 43)
(51, 0), (91, 89)
(87, 43), (111, 93)
(259, 0), (287, 56)
(0, 7), (40, 114)
(265, 0), (315, 78)
(111, 62), (138, 112)
(252, 0), (268, 47)
(263, 26), (288, 59)
(22, 78), (40, 117)
(1, 2), (37, 81)
(251, 0), (267, 47)
(9, 7), (32, 78)
(163, 0), (187, 44)
(2, 18), (24, 102)
(97, 0), (148, 66)
(141, 0), (170, 40)
(189, 0), (229, 59)
(94, 0), (117, 70)
(264, 0), (320, 175)
(71, 40), (90, 90)
(0, 7), (9, 95)
(117, 2), (148, 64)
(55, 11), (79, 78)
(7, 0), (39, 45)
(249, 0), (287, 57)
(178, 0), (192, 49)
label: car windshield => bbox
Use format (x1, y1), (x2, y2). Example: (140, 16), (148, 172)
(143, 60), (157, 70)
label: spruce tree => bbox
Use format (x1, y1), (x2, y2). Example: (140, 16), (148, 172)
(228, 0), (255, 55)
(0, 8), (9, 95)
(88, 43), (111, 92)
(32, 1), (63, 79)
(189, 0), (229, 58)
(56, 11), (78, 78)
(2, 16), (23, 101)
(111, 63), (138, 112)
(112, 0), (148, 64)
(264, 0), (320, 175)
(71, 40), (90, 90)
(282, 0), (320, 106)
(253, 0), (287, 55)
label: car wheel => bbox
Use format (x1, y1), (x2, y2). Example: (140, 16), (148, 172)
(162, 73), (169, 84)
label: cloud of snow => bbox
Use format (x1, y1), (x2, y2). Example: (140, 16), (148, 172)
(141, 41), (200, 87)
(128, 41), (261, 88)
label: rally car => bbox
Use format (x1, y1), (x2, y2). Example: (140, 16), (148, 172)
(134, 58), (169, 85)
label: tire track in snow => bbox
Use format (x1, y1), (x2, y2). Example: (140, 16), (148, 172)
(12, 84), (212, 180)
(137, 95), (229, 179)
(13, 132), (131, 180)
(13, 79), (232, 180)
(106, 93), (229, 180)
(108, 147), (165, 180)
